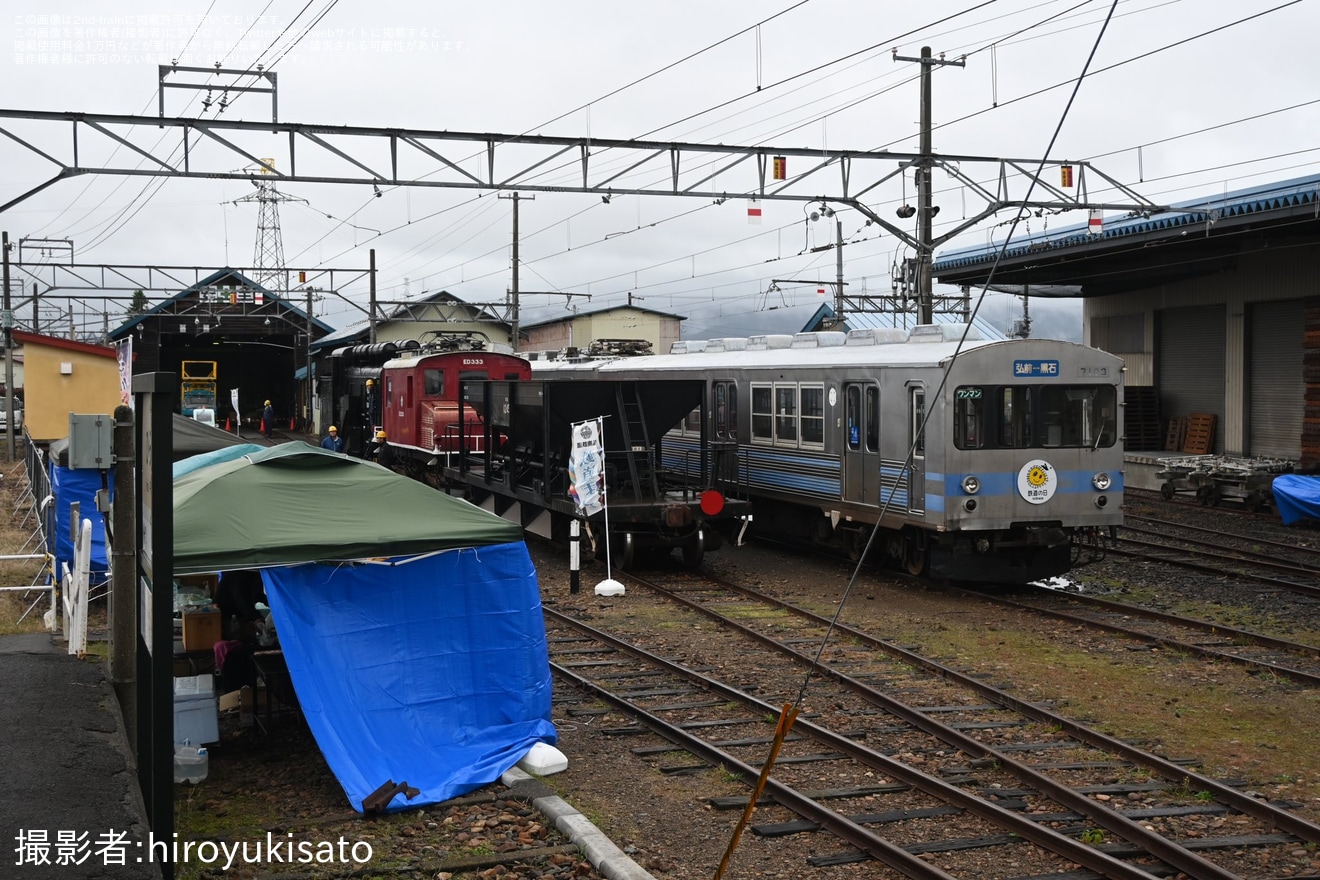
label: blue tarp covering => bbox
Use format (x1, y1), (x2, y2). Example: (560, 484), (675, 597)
(260, 542), (557, 812)
(51, 465), (111, 586)
(1272, 474), (1320, 525)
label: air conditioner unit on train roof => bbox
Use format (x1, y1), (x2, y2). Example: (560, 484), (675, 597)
(845, 328), (908, 346)
(746, 334), (793, 351)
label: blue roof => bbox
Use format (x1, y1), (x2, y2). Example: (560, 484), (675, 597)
(934, 174), (1320, 271)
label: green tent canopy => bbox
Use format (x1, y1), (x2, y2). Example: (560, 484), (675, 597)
(172, 442), (523, 574)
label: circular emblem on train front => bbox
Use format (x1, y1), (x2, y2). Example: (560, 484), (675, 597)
(1017, 459), (1057, 505)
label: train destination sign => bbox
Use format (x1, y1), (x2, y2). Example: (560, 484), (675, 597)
(1013, 359), (1060, 377)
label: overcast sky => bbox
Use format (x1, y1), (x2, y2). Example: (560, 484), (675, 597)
(3, 0), (1317, 342)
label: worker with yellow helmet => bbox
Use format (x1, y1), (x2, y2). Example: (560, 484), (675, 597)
(370, 427), (395, 469)
(320, 424), (345, 453)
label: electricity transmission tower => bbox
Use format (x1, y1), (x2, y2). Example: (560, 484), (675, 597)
(231, 159), (307, 294)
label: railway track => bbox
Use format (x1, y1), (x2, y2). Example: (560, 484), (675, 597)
(955, 585), (1320, 687)
(545, 564), (1320, 878)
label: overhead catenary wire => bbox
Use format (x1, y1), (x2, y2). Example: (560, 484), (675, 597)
(792, 0), (1123, 711)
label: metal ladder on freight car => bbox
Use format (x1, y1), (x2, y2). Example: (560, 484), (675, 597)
(616, 382), (660, 501)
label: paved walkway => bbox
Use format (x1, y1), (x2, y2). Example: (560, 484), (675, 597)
(0, 633), (156, 879)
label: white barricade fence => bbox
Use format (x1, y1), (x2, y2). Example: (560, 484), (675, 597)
(0, 553), (58, 630)
(59, 518), (92, 657)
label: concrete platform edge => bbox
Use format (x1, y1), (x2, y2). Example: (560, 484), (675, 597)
(501, 767), (657, 880)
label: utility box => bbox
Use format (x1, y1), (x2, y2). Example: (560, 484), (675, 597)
(66, 413), (115, 469)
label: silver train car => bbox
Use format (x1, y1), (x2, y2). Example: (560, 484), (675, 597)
(532, 325), (1124, 582)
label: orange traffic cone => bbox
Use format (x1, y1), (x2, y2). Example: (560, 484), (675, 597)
(289, 416), (296, 430)
(225, 416), (232, 432)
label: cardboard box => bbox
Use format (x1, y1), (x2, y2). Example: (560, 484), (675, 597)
(181, 611), (222, 651)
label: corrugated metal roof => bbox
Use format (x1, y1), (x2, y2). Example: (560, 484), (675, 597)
(934, 174), (1320, 271)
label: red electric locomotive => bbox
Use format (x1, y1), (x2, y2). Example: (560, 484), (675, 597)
(377, 348), (532, 465)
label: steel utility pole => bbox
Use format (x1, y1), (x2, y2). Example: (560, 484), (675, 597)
(895, 46), (964, 324)
(2, 231), (13, 461)
(499, 192), (533, 352)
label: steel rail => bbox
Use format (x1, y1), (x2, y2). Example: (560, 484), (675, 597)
(957, 587), (1320, 687)
(640, 571), (1320, 847)
(548, 608), (1195, 880)
(633, 579), (1265, 880)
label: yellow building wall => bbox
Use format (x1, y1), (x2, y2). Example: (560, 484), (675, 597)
(22, 343), (120, 443)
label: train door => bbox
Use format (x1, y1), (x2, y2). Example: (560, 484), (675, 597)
(842, 383), (880, 505)
(907, 385), (926, 514)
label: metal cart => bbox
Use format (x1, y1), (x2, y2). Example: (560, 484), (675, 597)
(1156, 455), (1294, 511)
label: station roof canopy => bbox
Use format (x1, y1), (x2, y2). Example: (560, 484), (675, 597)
(932, 174), (1320, 298)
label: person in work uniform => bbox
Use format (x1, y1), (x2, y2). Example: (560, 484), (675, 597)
(320, 425), (345, 453)
(371, 429), (395, 469)
(262, 399), (275, 439)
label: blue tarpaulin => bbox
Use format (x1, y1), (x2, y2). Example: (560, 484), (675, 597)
(51, 465), (111, 586)
(260, 542), (557, 812)
(1272, 474), (1320, 525)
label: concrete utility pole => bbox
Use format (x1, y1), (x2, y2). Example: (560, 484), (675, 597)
(499, 192), (533, 352)
(894, 46), (964, 324)
(368, 248), (377, 345)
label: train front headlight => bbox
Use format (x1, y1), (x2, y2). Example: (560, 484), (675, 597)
(1092, 472), (1112, 491)
(961, 475), (981, 495)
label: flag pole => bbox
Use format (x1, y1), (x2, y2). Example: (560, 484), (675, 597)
(592, 416), (624, 596)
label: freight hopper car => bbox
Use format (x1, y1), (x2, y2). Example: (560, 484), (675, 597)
(538, 325), (1124, 583)
(435, 371), (754, 569)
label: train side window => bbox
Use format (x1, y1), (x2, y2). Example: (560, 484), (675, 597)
(800, 385), (824, 447)
(775, 385), (798, 445)
(751, 384), (773, 442)
(424, 369), (444, 396)
(846, 386), (862, 451)
(684, 408), (701, 434)
(998, 386), (1032, 448)
(866, 386), (880, 452)
(910, 388), (926, 456)
(953, 388), (983, 449)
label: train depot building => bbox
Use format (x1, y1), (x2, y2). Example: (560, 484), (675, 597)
(109, 269), (335, 433)
(934, 174), (1320, 488)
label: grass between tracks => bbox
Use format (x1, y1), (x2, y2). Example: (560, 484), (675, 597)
(839, 593), (1320, 820)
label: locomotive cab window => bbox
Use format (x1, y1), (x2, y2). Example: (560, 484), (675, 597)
(424, 369), (444, 396)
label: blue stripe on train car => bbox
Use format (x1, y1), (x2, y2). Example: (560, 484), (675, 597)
(939, 469), (1125, 498)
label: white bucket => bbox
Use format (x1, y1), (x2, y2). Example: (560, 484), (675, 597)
(173, 744), (209, 784)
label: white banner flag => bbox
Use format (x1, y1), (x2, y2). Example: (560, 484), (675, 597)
(568, 418), (604, 515)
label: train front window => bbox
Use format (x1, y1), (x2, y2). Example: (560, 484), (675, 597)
(954, 388), (985, 449)
(998, 386), (1033, 448)
(1039, 385), (1117, 448)
(424, 369), (444, 396)
(954, 384), (1118, 449)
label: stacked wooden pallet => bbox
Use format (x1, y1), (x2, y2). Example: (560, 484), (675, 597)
(1182, 413), (1217, 455)
(1304, 299), (1320, 470)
